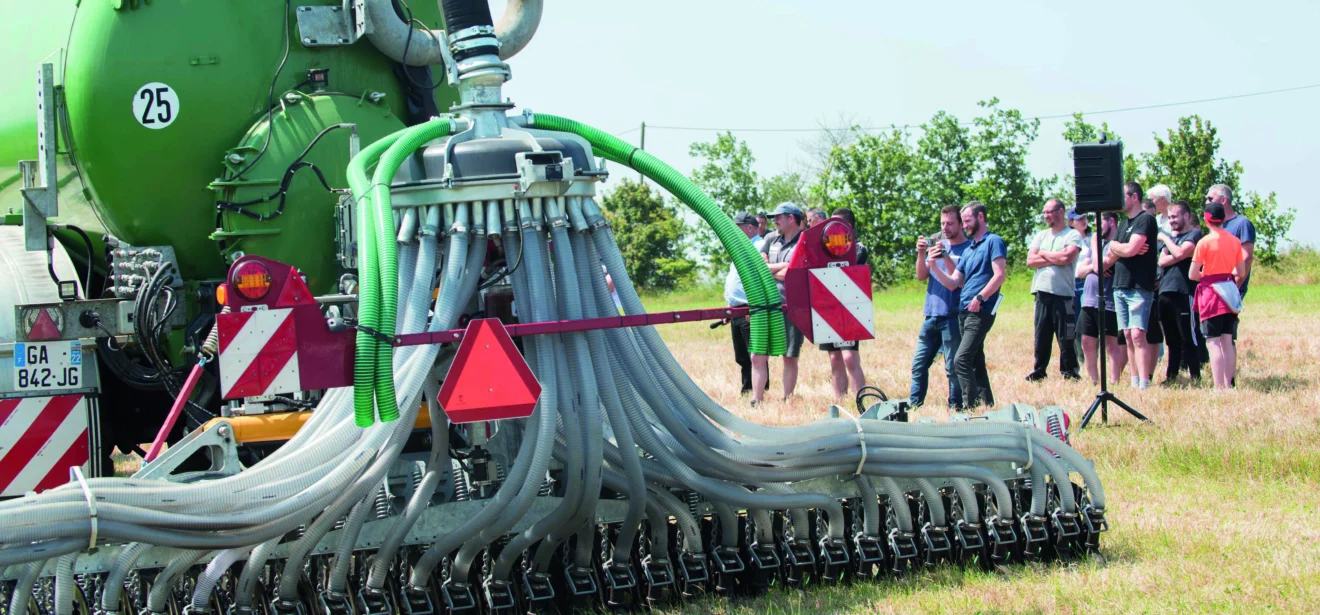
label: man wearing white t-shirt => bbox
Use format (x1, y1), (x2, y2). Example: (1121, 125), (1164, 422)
(1025, 198), (1085, 381)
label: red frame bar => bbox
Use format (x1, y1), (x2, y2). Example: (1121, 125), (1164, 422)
(394, 306), (751, 347)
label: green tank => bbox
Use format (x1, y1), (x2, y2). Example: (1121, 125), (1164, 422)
(57, 0), (457, 290)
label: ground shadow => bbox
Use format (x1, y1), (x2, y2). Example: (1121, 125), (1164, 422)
(1239, 374), (1309, 393)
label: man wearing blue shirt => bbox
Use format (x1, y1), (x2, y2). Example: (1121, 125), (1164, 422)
(928, 202), (1008, 409)
(909, 205), (969, 409)
(1207, 184), (1255, 299)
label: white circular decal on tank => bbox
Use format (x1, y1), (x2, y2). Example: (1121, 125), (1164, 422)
(131, 82), (180, 129)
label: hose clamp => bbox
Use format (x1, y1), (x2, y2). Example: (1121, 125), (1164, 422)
(71, 465), (98, 550)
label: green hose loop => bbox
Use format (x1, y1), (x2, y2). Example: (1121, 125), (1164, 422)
(527, 113), (785, 355)
(368, 117), (455, 422)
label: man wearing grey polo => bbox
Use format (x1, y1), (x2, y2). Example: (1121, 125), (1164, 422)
(1025, 198), (1085, 381)
(751, 202), (806, 402)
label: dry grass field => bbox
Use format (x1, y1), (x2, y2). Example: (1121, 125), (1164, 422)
(641, 275), (1320, 615)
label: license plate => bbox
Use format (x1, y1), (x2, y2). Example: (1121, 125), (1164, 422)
(12, 341), (83, 391)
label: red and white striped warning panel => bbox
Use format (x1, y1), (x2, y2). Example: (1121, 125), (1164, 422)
(218, 308), (301, 400)
(0, 395), (89, 497)
(807, 265), (875, 345)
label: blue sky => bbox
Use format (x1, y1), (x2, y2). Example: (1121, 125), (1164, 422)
(498, 0), (1319, 244)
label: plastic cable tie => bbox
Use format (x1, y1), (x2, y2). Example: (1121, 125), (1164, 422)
(71, 465), (98, 550)
(838, 408), (866, 477)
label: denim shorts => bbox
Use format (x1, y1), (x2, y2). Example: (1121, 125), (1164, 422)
(1113, 288), (1153, 332)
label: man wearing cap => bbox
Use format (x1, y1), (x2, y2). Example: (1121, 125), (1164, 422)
(724, 212), (764, 395)
(751, 202), (807, 402)
(1025, 198), (1085, 381)
(1189, 202), (1247, 389)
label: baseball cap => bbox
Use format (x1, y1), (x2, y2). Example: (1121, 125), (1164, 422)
(733, 211), (757, 226)
(768, 202), (803, 218)
(1204, 202), (1226, 224)
(1066, 208), (1085, 221)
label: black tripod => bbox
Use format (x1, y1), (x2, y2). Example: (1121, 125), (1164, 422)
(1079, 211), (1150, 429)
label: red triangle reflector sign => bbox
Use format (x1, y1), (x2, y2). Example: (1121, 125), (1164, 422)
(28, 309), (63, 341)
(437, 318), (541, 423)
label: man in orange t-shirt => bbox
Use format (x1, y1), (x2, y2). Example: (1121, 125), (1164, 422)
(1189, 202), (1247, 389)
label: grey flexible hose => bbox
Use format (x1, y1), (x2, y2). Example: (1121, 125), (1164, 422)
(914, 479), (947, 527)
(576, 235), (647, 564)
(453, 212), (568, 580)
(951, 478), (981, 525)
(235, 539), (279, 611)
(55, 552), (78, 615)
(855, 476), (881, 537)
(711, 503), (740, 548)
(874, 477), (913, 533)
(102, 542), (150, 614)
(1035, 445), (1078, 513)
(327, 484), (383, 595)
(147, 550), (206, 613)
(8, 560), (44, 615)
(191, 547), (243, 611)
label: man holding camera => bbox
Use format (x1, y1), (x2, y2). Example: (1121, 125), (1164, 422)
(1025, 198), (1085, 381)
(910, 205), (969, 409)
(927, 202), (1007, 410)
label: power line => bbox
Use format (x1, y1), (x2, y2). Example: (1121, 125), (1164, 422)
(618, 83), (1320, 134)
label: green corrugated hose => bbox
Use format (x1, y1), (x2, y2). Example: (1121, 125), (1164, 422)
(367, 117), (455, 423)
(348, 130), (404, 427)
(527, 113), (785, 356)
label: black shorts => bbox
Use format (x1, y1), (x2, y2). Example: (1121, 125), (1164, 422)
(819, 340), (861, 352)
(1080, 307), (1126, 345)
(1145, 312), (1163, 344)
(1201, 313), (1237, 338)
(784, 318), (806, 358)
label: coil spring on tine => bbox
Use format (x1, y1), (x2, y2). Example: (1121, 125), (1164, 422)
(537, 478), (552, 497)
(374, 485), (391, 519)
(452, 465), (470, 502)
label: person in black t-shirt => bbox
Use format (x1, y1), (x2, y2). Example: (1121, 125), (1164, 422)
(1155, 200), (1203, 384)
(1104, 181), (1160, 390)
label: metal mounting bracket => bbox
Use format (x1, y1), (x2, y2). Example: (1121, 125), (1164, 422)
(295, 0), (366, 47)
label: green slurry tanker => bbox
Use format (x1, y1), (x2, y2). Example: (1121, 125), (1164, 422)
(0, 2), (1109, 613)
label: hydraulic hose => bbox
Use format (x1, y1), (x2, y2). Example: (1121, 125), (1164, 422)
(527, 114), (783, 356)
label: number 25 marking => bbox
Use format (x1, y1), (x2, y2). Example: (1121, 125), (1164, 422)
(139, 87), (173, 125)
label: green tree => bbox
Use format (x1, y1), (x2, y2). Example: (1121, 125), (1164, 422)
(599, 178), (696, 291)
(689, 132), (764, 275)
(760, 171), (812, 212)
(1064, 113), (1295, 265)
(815, 127), (918, 286)
(912, 110), (974, 212)
(965, 98), (1056, 266)
(1060, 113), (1142, 203)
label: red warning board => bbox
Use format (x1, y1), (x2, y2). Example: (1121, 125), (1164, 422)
(437, 319), (541, 423)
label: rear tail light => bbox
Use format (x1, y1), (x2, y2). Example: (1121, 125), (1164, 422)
(821, 221), (854, 257)
(232, 261), (273, 301)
